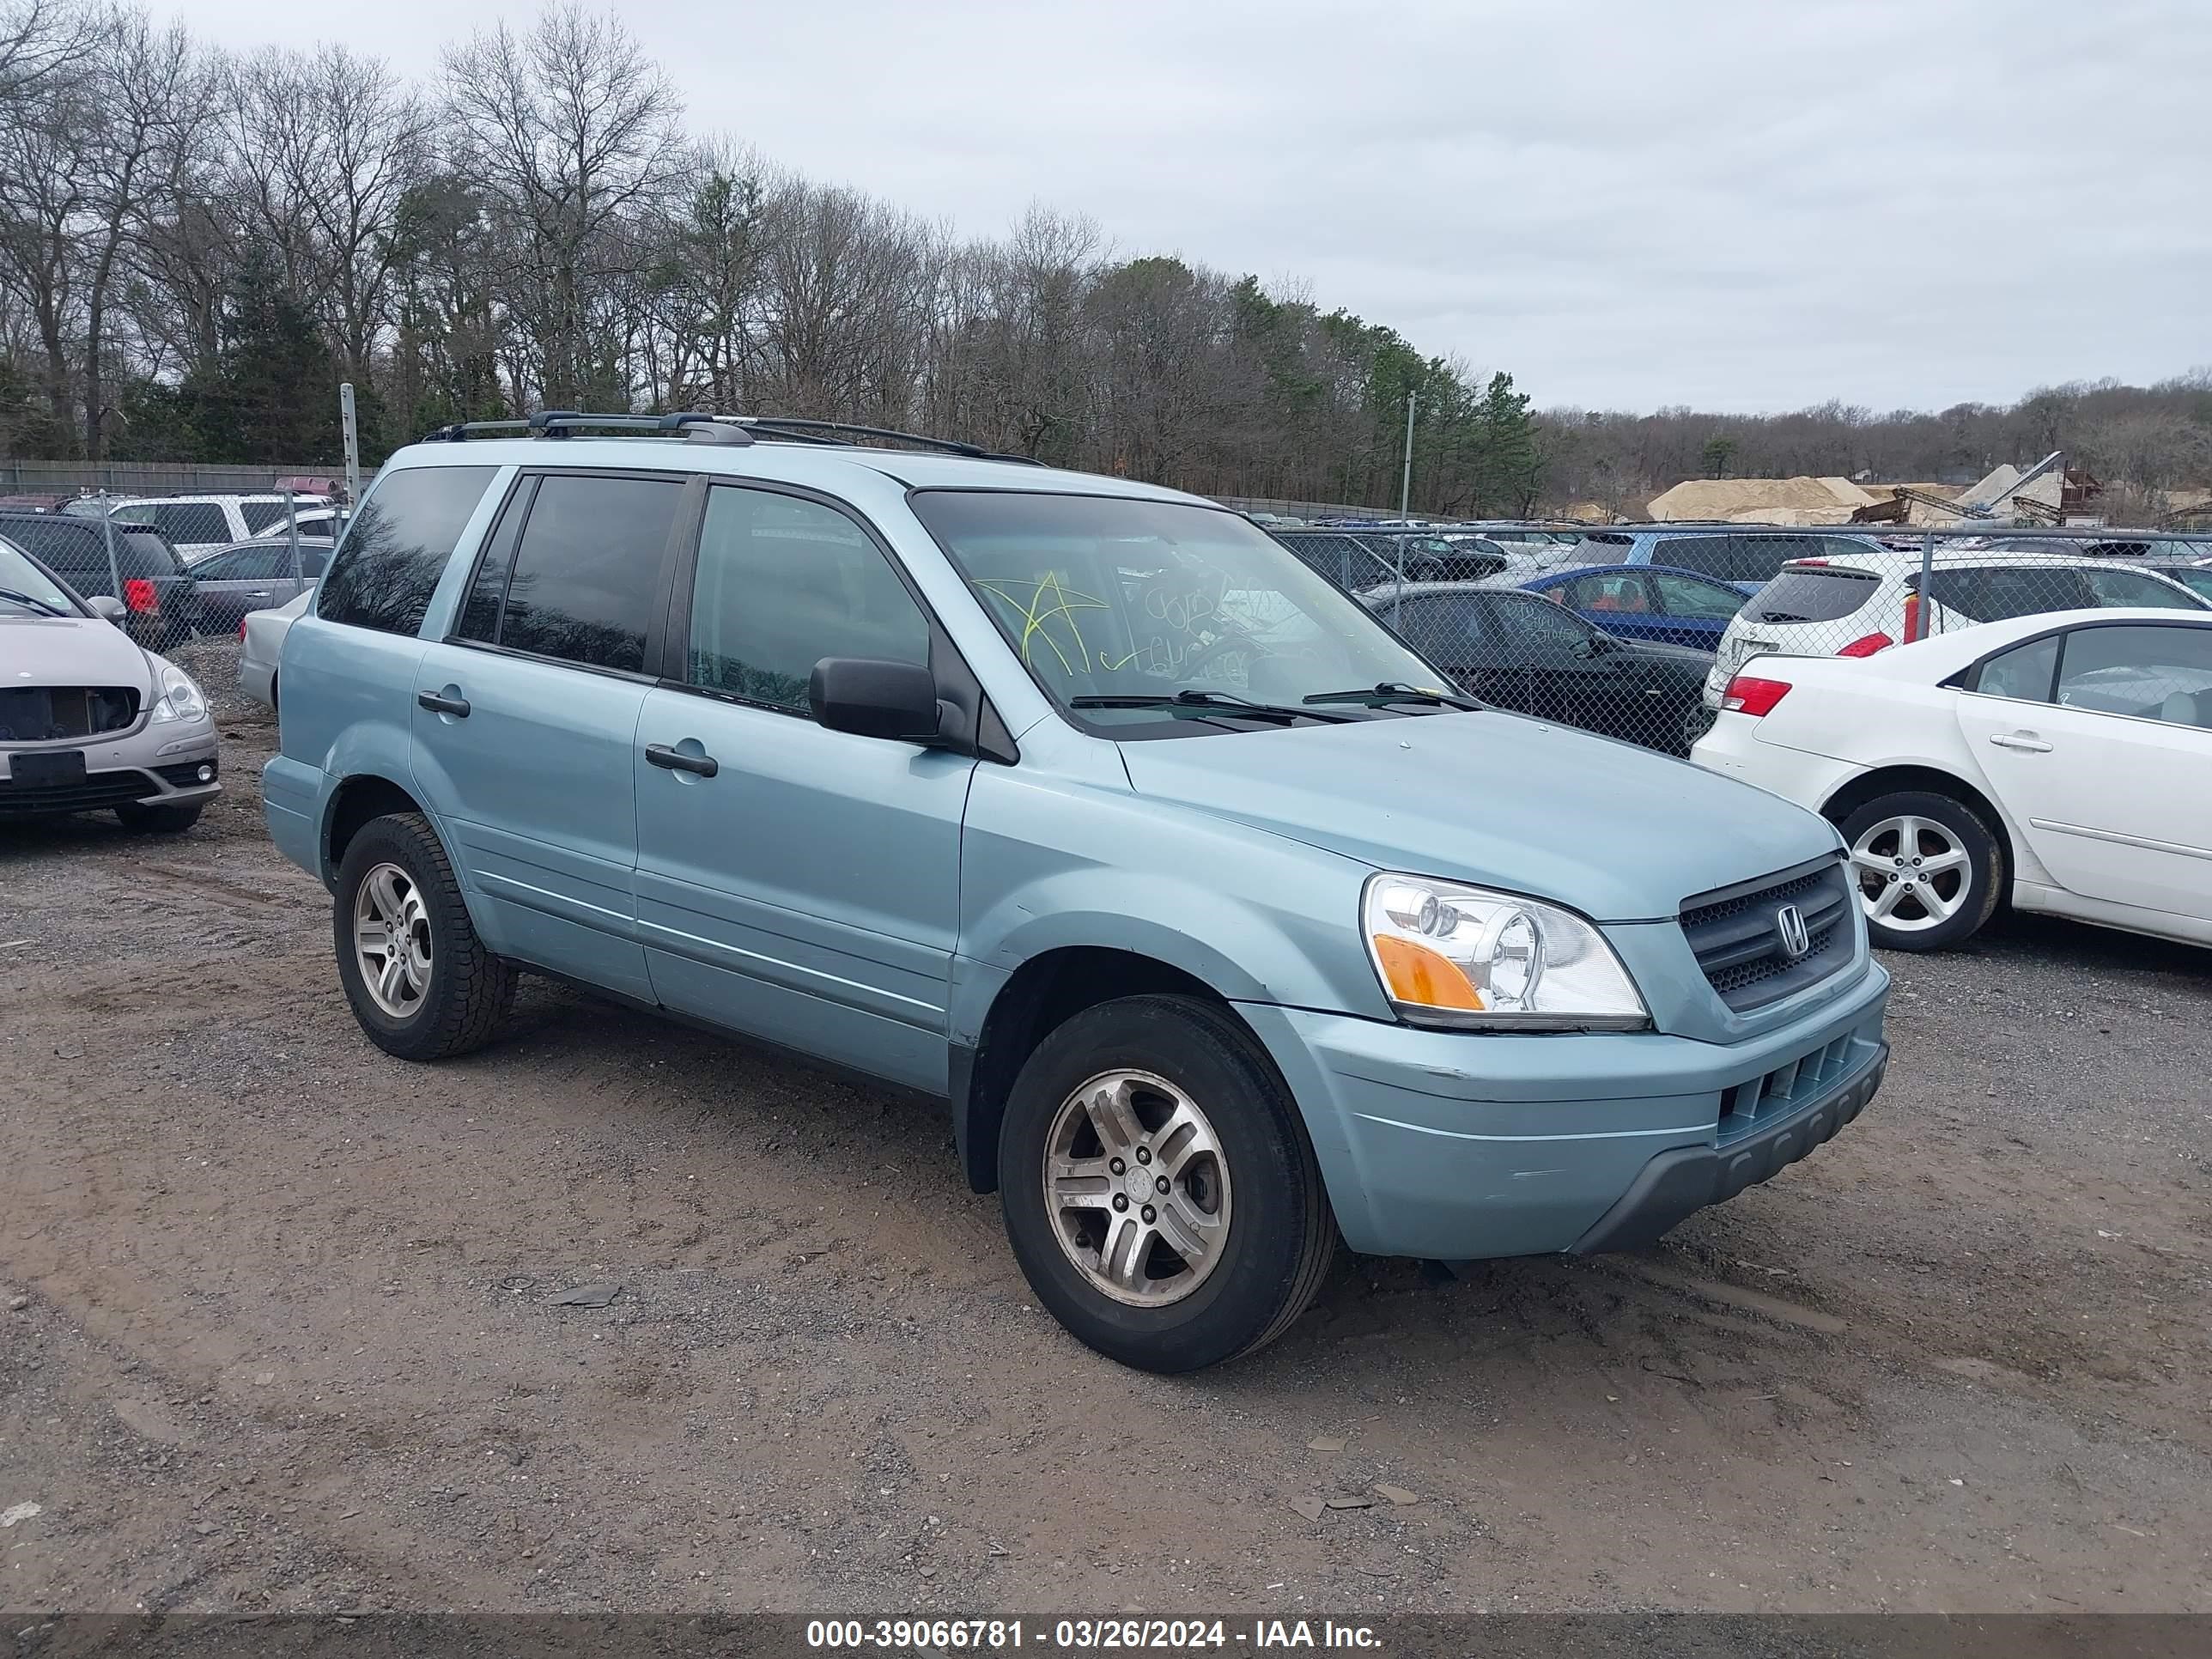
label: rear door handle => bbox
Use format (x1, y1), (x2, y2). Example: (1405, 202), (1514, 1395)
(417, 690), (471, 718)
(646, 742), (718, 778)
(1988, 732), (2051, 752)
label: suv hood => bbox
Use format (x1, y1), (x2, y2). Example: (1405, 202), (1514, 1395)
(1119, 709), (1839, 921)
(0, 615), (155, 692)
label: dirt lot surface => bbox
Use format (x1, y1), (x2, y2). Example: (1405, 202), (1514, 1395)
(4, 661), (2209, 1619)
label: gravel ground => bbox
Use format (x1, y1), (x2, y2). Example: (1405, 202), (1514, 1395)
(3, 677), (2209, 1617)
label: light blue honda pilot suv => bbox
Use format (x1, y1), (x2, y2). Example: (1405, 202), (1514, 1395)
(264, 414), (1889, 1372)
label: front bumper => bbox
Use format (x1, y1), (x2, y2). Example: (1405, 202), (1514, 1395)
(1240, 958), (1889, 1261)
(0, 734), (221, 817)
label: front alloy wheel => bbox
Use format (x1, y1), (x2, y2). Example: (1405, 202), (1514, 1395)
(1044, 1070), (1232, 1307)
(998, 994), (1334, 1373)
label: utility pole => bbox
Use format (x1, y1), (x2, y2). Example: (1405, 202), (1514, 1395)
(339, 383), (362, 505)
(1398, 389), (1419, 519)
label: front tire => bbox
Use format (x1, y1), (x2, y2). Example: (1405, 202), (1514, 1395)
(333, 811), (516, 1060)
(1839, 790), (2003, 951)
(998, 994), (1334, 1373)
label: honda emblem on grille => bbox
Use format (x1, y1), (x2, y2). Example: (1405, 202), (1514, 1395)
(1775, 903), (1811, 960)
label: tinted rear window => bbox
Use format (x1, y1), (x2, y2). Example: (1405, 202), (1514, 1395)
(1656, 534), (1820, 584)
(1746, 568), (1880, 624)
(1916, 565), (2096, 623)
(477, 474), (683, 672)
(318, 466), (498, 636)
(117, 531), (185, 576)
(240, 501), (291, 532)
(152, 503), (229, 544)
(0, 519), (177, 590)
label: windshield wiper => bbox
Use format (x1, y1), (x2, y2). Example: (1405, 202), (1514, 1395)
(0, 587), (64, 617)
(1303, 682), (1485, 712)
(1067, 690), (1358, 725)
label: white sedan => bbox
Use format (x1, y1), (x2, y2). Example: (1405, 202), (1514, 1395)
(1692, 607), (2212, 951)
(237, 587), (313, 712)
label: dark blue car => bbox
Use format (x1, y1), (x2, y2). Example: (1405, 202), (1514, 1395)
(1519, 563), (1751, 651)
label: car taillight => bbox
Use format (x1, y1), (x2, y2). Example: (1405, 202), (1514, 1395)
(239, 616), (250, 639)
(123, 578), (157, 612)
(1838, 632), (1894, 658)
(1722, 674), (1792, 716)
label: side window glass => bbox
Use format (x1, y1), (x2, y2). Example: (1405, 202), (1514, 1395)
(495, 475), (681, 672)
(455, 482), (530, 644)
(2082, 568), (2200, 610)
(1493, 594), (1593, 656)
(193, 549), (241, 579)
(223, 547), (286, 580)
(319, 466), (498, 636)
(2055, 625), (2212, 726)
(240, 501), (289, 533)
(1971, 635), (2059, 702)
(155, 504), (229, 544)
(1653, 572), (1744, 619)
(685, 486), (928, 713)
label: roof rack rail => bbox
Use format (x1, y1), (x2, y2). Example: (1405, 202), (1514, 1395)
(418, 410), (1044, 465)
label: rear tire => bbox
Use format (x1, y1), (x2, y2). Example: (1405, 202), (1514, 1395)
(333, 811), (516, 1060)
(1838, 790), (2002, 951)
(998, 994), (1334, 1373)
(114, 801), (203, 835)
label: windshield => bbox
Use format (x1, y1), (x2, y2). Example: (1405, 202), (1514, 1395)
(0, 537), (78, 615)
(912, 490), (1443, 732)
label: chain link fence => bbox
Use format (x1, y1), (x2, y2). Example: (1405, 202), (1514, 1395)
(1275, 522), (2212, 757)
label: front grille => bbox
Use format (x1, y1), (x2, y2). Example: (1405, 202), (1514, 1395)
(0, 685), (139, 741)
(1717, 1032), (1864, 1145)
(0, 769), (159, 816)
(1681, 858), (1853, 1012)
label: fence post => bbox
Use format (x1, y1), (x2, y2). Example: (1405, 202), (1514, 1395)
(98, 491), (122, 611)
(284, 489), (303, 593)
(1915, 528), (1937, 639)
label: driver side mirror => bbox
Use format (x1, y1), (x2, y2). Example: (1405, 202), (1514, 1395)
(809, 658), (945, 745)
(1570, 635), (1607, 659)
(88, 594), (126, 625)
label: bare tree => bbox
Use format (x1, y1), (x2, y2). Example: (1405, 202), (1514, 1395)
(441, 2), (684, 408)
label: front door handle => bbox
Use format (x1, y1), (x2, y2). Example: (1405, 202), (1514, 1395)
(1988, 732), (2051, 752)
(417, 690), (471, 718)
(646, 742), (719, 778)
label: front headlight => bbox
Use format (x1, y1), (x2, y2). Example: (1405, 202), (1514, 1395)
(1363, 873), (1650, 1030)
(148, 659), (209, 724)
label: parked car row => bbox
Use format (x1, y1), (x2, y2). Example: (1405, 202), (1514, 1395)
(1693, 609), (2212, 952)
(28, 441), (2208, 1377)
(0, 534), (220, 831)
(61, 490), (334, 562)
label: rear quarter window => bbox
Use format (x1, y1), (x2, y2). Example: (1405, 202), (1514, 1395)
(1745, 568), (1881, 624)
(318, 466), (499, 636)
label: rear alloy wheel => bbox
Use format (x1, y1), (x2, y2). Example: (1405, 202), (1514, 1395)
(999, 994), (1334, 1373)
(333, 811), (516, 1060)
(1840, 790), (2002, 951)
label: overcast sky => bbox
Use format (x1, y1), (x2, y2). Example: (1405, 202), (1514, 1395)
(179, 0), (2209, 414)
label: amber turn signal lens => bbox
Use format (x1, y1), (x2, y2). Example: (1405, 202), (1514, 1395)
(1371, 934), (1486, 1011)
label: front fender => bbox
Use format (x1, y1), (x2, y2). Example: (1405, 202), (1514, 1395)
(952, 763), (1395, 1048)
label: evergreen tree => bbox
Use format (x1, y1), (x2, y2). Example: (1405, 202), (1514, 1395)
(201, 249), (342, 463)
(1470, 371), (1543, 514)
